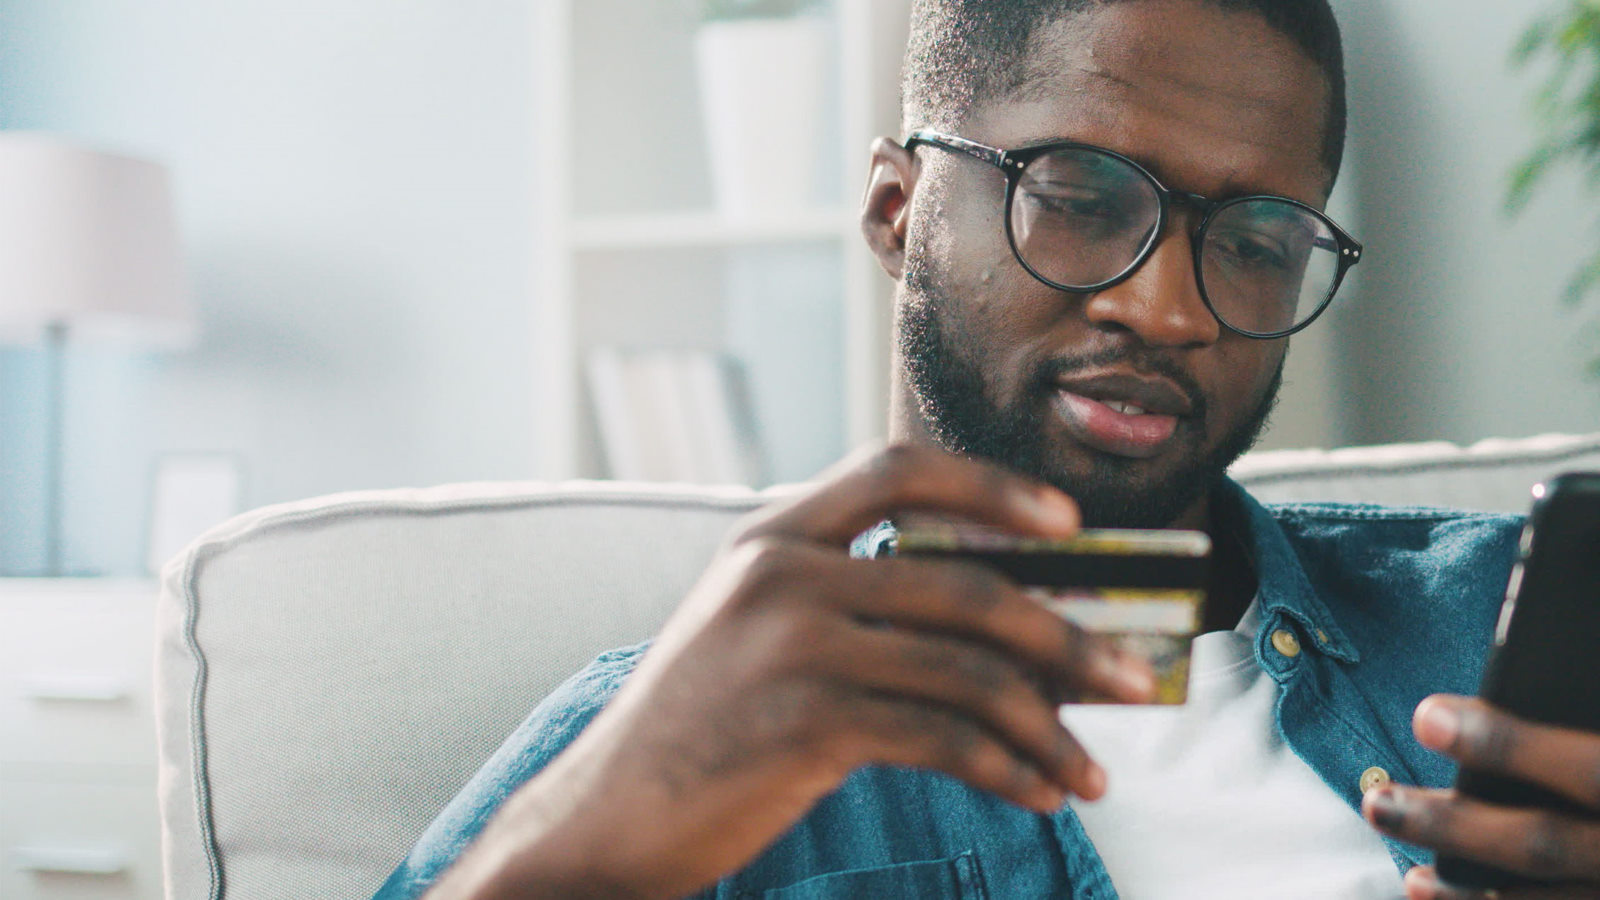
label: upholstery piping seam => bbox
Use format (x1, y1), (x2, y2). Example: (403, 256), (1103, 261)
(178, 546), (224, 899)
(1234, 437), (1600, 486)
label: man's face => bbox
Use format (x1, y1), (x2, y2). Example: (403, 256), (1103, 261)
(885, 0), (1332, 529)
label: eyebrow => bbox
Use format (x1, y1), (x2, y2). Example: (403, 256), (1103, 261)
(1005, 135), (1317, 204)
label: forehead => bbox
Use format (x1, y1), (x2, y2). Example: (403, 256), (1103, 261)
(963, 0), (1332, 203)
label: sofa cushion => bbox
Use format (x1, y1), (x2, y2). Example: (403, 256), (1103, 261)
(154, 433), (1600, 900)
(156, 481), (776, 900)
(1231, 432), (1600, 511)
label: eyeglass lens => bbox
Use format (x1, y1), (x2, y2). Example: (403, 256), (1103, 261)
(1008, 146), (1341, 336)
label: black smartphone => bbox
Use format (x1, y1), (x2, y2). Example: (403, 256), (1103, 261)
(1436, 472), (1600, 890)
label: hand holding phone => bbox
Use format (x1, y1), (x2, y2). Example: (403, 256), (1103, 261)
(1361, 473), (1600, 893)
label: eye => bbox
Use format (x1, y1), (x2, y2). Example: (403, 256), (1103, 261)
(1024, 184), (1136, 229)
(1210, 228), (1294, 270)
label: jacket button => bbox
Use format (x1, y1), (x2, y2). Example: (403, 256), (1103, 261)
(1270, 629), (1302, 658)
(1360, 766), (1391, 794)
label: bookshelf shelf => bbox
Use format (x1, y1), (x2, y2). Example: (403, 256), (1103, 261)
(533, 0), (912, 484)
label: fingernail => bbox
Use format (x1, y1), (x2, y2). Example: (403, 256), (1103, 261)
(1416, 700), (1460, 750)
(1403, 866), (1439, 894)
(1084, 762), (1107, 799)
(1108, 653), (1156, 699)
(1366, 787), (1405, 832)
(1124, 665), (1156, 699)
(1025, 488), (1078, 530)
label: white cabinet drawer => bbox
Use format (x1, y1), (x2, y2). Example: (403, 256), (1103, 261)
(0, 779), (162, 900)
(0, 583), (158, 768)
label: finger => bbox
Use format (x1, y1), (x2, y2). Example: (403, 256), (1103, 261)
(1408, 864), (1478, 900)
(1402, 866), (1490, 900)
(825, 554), (1157, 704)
(1415, 696), (1600, 812)
(742, 442), (1079, 547)
(1364, 785), (1600, 883)
(818, 621), (1106, 799)
(832, 691), (1076, 814)
(1403, 865), (1495, 900)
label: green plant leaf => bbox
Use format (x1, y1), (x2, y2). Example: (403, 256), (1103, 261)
(1507, 2), (1600, 377)
(1561, 252), (1600, 307)
(1513, 16), (1554, 65)
(1508, 154), (1551, 213)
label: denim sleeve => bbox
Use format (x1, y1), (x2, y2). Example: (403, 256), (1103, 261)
(371, 642), (650, 900)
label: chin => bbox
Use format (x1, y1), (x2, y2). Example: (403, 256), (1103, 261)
(1032, 434), (1218, 529)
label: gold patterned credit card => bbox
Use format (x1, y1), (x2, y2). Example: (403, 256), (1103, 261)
(896, 525), (1211, 705)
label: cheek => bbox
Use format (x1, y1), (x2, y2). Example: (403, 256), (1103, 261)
(945, 286), (1058, 406)
(1213, 342), (1286, 413)
(921, 163), (1014, 275)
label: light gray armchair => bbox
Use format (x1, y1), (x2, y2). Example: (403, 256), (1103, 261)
(153, 433), (1600, 899)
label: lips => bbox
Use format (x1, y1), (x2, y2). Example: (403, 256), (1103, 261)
(1049, 372), (1198, 459)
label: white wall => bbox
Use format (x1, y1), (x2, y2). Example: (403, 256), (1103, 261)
(1323, 0), (1600, 446)
(0, 1), (537, 575)
(5, 0), (1598, 575)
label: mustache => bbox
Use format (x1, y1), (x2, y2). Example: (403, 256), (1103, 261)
(1030, 348), (1209, 420)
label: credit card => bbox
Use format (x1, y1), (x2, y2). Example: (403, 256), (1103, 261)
(897, 525), (1210, 704)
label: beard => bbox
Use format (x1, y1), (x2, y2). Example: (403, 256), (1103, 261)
(898, 255), (1283, 529)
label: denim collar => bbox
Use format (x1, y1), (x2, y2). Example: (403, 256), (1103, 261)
(1219, 478), (1360, 663)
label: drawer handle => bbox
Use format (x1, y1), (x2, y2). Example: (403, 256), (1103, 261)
(10, 845), (130, 875)
(21, 673), (133, 703)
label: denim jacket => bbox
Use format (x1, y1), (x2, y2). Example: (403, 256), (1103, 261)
(375, 480), (1522, 899)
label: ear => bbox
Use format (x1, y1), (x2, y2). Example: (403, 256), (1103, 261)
(860, 136), (919, 280)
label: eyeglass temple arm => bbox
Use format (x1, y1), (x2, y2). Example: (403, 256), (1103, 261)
(904, 130), (1008, 168)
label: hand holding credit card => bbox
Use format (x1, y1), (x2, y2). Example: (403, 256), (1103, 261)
(897, 525), (1211, 704)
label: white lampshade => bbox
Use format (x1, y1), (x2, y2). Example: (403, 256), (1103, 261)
(0, 132), (192, 347)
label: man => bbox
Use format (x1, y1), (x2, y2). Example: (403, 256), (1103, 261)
(378, 1), (1600, 897)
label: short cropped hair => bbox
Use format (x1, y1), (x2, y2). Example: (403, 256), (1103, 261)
(902, 0), (1347, 182)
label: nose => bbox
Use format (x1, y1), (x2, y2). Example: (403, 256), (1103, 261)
(1082, 219), (1220, 348)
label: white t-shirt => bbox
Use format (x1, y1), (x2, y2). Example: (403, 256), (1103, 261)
(1058, 602), (1406, 899)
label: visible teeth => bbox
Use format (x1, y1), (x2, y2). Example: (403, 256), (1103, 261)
(1105, 401), (1148, 416)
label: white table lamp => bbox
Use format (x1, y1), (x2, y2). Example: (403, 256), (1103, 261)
(0, 132), (193, 574)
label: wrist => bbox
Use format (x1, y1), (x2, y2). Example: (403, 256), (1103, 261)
(425, 742), (666, 900)
(425, 809), (656, 900)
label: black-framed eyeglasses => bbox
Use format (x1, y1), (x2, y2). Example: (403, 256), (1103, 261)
(905, 129), (1364, 339)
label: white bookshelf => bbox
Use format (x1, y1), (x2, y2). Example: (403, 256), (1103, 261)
(533, 0), (912, 483)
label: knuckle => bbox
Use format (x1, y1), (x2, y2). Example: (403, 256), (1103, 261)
(1522, 812), (1574, 877)
(950, 648), (1014, 698)
(874, 441), (928, 472)
(733, 538), (801, 595)
(930, 709), (983, 761)
(1461, 708), (1518, 769)
(1054, 620), (1103, 675)
(861, 443), (942, 507)
(815, 712), (872, 772)
(960, 739), (1015, 788)
(970, 460), (1018, 502)
(866, 442), (924, 486)
(726, 505), (774, 544)
(761, 608), (843, 675)
(973, 668), (1057, 749)
(843, 697), (924, 764)
(944, 562), (1008, 610)
(753, 678), (825, 747)
(1396, 792), (1449, 845)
